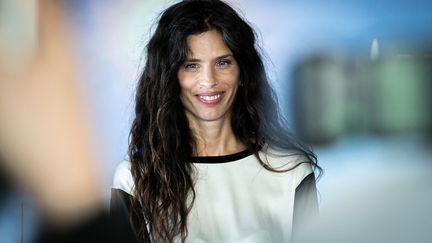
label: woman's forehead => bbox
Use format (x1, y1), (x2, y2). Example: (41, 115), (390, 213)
(185, 30), (233, 59)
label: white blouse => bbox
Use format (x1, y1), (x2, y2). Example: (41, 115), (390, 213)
(111, 148), (318, 243)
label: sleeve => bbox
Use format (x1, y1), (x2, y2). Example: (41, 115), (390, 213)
(291, 172), (319, 242)
(112, 161), (134, 194)
(110, 161), (149, 242)
(110, 188), (140, 243)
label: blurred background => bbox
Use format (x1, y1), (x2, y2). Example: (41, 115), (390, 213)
(1, 0), (431, 242)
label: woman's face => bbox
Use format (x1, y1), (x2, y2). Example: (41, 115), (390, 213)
(177, 30), (240, 125)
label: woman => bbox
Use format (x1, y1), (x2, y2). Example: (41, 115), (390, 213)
(111, 0), (321, 242)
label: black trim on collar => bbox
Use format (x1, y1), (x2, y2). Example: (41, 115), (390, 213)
(189, 149), (253, 164)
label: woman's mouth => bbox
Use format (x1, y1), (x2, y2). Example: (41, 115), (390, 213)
(196, 92), (224, 105)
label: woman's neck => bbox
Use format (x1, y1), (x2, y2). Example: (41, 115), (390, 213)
(187, 115), (246, 157)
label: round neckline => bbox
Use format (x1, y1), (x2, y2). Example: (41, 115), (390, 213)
(189, 149), (253, 164)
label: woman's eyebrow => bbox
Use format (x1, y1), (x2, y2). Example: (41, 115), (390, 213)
(184, 54), (234, 62)
(184, 58), (201, 62)
(216, 54), (233, 59)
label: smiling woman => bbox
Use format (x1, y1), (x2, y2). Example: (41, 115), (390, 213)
(178, 30), (243, 155)
(178, 30), (240, 122)
(110, 0), (321, 242)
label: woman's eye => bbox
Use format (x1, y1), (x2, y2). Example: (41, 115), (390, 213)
(185, 63), (198, 70)
(216, 59), (230, 68)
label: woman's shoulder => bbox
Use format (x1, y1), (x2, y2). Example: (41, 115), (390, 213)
(259, 146), (314, 187)
(112, 160), (134, 195)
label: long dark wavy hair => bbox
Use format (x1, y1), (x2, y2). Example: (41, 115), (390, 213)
(128, 0), (321, 242)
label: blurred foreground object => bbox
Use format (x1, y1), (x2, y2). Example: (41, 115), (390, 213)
(0, 0), (105, 233)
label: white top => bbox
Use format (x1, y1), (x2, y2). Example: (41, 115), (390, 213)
(112, 148), (314, 243)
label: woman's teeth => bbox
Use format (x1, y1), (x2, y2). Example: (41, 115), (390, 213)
(199, 94), (221, 101)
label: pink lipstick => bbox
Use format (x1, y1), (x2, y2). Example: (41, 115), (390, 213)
(196, 92), (224, 105)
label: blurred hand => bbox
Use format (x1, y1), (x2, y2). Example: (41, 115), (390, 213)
(0, 0), (103, 226)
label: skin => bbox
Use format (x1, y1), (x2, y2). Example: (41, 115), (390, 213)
(177, 30), (246, 156)
(0, 1), (103, 227)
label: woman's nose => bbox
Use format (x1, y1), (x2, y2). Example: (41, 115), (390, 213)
(199, 66), (218, 89)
